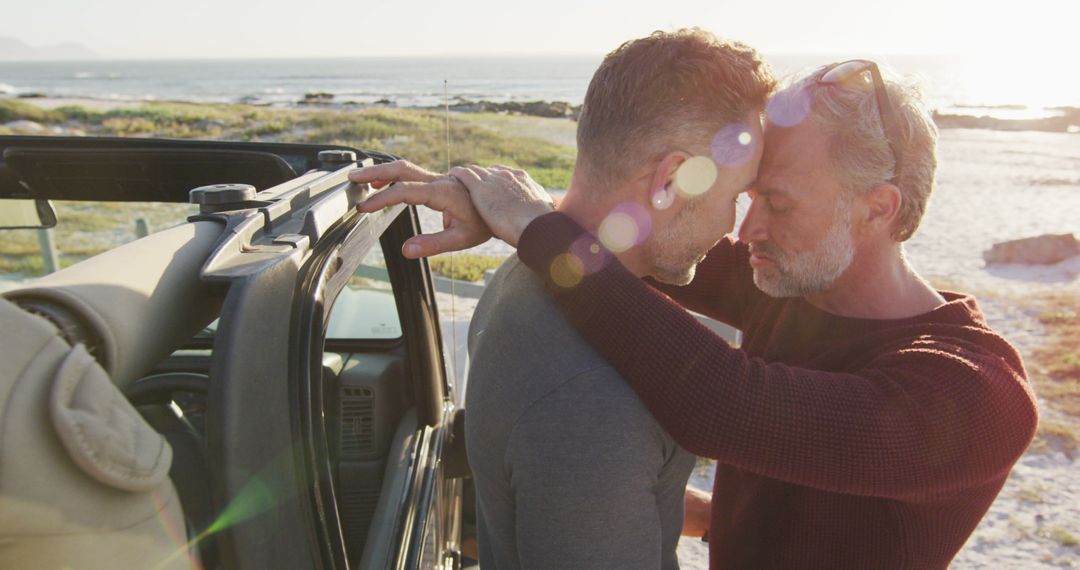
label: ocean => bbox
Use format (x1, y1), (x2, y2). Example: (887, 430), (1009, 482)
(0, 55), (1075, 121)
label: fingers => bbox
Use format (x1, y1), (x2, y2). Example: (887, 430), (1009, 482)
(490, 164), (524, 174)
(356, 182), (434, 213)
(400, 227), (477, 258)
(449, 165), (484, 187)
(490, 164), (528, 178)
(348, 160), (438, 186)
(356, 179), (464, 213)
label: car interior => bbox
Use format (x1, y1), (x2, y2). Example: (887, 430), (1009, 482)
(0, 136), (472, 570)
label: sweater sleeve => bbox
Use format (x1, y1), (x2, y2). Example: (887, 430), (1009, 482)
(517, 212), (1039, 501)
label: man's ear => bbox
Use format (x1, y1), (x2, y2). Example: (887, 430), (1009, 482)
(647, 151), (690, 211)
(856, 183), (902, 236)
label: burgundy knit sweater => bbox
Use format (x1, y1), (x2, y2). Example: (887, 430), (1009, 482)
(516, 212), (1039, 569)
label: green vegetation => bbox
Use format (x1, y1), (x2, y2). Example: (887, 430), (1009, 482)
(428, 253), (505, 282)
(1021, 292), (1080, 459)
(0, 200), (194, 279)
(1043, 527), (1079, 548)
(0, 100), (573, 280)
(1032, 294), (1080, 419)
(0, 100), (63, 123)
(0, 101), (577, 188)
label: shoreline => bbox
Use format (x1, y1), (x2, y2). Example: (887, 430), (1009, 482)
(6, 94), (1080, 134)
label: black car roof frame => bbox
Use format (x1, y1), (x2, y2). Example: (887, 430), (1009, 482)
(0, 136), (373, 202)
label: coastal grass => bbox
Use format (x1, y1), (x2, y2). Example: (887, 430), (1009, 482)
(427, 253), (505, 282)
(1031, 292), (1080, 418)
(0, 200), (194, 278)
(1023, 291), (1080, 458)
(0, 101), (577, 189)
(1042, 527), (1079, 549)
(0, 99), (63, 123)
(0, 100), (573, 279)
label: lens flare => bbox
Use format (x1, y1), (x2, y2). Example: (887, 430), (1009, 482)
(204, 476), (277, 535)
(712, 123), (757, 167)
(550, 253), (585, 288)
(571, 235), (608, 274)
(766, 86), (812, 128)
(599, 213), (638, 252)
(674, 156), (718, 197)
(598, 203), (651, 252)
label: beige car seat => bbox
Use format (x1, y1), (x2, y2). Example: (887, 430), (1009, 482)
(1, 221), (225, 570)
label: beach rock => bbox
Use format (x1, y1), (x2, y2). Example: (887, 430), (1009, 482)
(2, 120), (45, 133)
(983, 233), (1080, 266)
(448, 101), (489, 113)
(446, 99), (581, 119)
(520, 101), (564, 118)
(16, 92), (46, 99)
(299, 92), (335, 105)
(934, 107), (1080, 134)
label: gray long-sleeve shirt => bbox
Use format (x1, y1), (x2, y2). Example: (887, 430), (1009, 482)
(465, 255), (694, 570)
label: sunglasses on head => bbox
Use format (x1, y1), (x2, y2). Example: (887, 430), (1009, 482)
(816, 59), (904, 186)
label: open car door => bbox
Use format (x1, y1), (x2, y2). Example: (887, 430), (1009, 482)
(0, 136), (471, 570)
(194, 154), (469, 569)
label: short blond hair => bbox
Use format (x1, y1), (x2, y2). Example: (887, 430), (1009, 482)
(576, 29), (775, 187)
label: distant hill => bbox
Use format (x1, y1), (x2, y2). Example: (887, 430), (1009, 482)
(0, 37), (98, 60)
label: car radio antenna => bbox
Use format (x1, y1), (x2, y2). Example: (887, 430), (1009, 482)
(444, 78), (459, 393)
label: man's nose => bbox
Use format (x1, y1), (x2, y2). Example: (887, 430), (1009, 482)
(738, 199), (767, 243)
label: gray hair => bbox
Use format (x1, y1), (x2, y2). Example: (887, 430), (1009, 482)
(769, 65), (938, 242)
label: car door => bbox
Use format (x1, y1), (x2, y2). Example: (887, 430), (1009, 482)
(199, 151), (467, 570)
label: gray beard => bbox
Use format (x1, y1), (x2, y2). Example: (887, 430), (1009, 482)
(751, 207), (855, 298)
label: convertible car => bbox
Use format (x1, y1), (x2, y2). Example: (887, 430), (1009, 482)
(0, 135), (473, 570)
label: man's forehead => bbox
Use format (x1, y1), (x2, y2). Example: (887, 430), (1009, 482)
(758, 121), (828, 182)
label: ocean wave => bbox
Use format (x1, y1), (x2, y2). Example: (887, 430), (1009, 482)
(0, 83), (15, 94)
(73, 72), (123, 80)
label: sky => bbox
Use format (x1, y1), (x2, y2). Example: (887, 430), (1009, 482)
(3, 0), (1078, 59)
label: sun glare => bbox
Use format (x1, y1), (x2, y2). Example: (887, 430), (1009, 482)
(674, 156), (719, 197)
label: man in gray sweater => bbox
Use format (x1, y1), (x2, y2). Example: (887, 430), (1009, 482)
(467, 255), (693, 569)
(462, 30), (775, 569)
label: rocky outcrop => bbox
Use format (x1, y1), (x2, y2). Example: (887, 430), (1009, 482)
(935, 107), (1080, 134)
(298, 92), (335, 105)
(447, 99), (582, 119)
(984, 233), (1080, 265)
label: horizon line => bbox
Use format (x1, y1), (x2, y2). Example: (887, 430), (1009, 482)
(0, 50), (979, 63)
